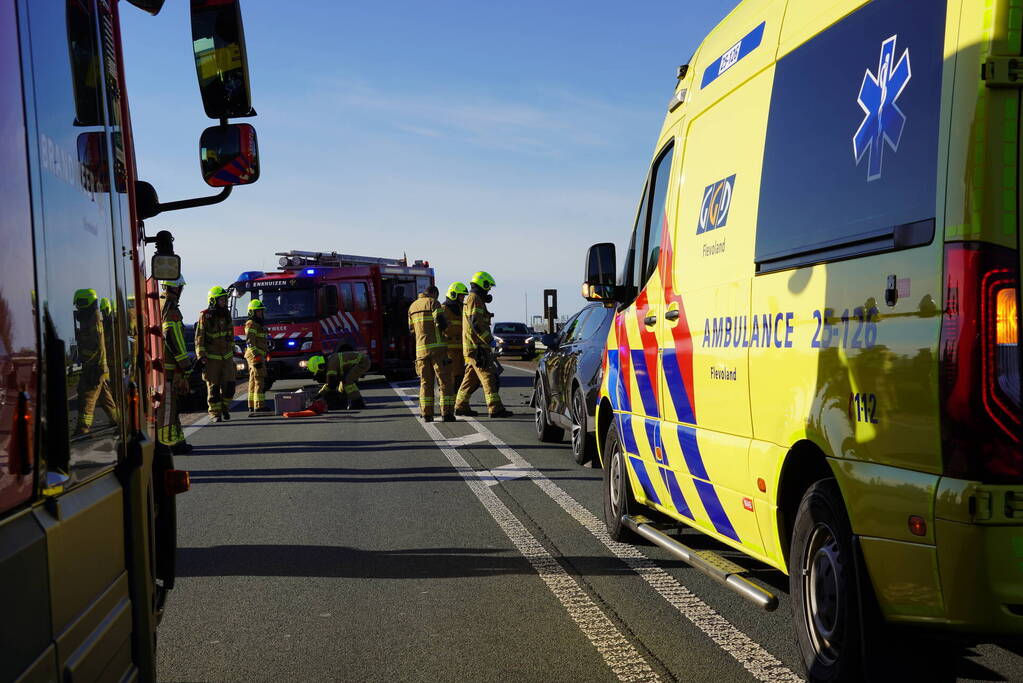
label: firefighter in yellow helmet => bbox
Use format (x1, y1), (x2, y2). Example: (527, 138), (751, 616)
(194, 286), (236, 421)
(73, 288), (119, 434)
(244, 299), (271, 415)
(158, 275), (192, 453)
(455, 272), (513, 418)
(408, 284), (453, 422)
(436, 282), (468, 416)
(307, 344), (370, 409)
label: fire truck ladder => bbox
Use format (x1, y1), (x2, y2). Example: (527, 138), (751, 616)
(276, 251), (422, 269)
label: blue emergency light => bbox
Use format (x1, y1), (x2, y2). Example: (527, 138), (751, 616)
(305, 268), (316, 275)
(287, 340), (297, 347)
(237, 270), (266, 282)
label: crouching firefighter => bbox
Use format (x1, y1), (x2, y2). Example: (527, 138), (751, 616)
(158, 275), (192, 454)
(307, 345), (370, 410)
(436, 282), (468, 419)
(245, 299), (271, 415)
(195, 286), (236, 421)
(408, 285), (453, 422)
(455, 271), (512, 418)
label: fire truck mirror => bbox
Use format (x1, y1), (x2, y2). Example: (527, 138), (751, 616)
(151, 254), (181, 281)
(200, 123), (260, 187)
(190, 0), (255, 119)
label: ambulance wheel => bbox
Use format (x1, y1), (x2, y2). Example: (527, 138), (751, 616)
(570, 386), (593, 465)
(602, 420), (636, 542)
(534, 379), (564, 442)
(789, 478), (867, 682)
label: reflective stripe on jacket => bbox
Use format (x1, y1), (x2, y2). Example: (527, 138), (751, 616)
(407, 293), (446, 359)
(244, 319), (269, 362)
(195, 308), (234, 360)
(462, 291), (492, 353)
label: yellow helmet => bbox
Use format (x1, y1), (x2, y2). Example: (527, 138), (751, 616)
(447, 281), (468, 299)
(247, 299), (265, 312)
(208, 285), (228, 305)
(73, 288), (98, 309)
(470, 271), (495, 290)
(307, 355), (326, 374)
(162, 274), (186, 289)
(99, 297), (113, 316)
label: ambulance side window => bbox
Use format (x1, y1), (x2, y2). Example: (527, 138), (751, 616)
(339, 284), (354, 312)
(353, 283), (369, 311)
(641, 143), (674, 285)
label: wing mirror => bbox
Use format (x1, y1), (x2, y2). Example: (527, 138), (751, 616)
(540, 334), (559, 350)
(583, 242), (617, 302)
(151, 254), (181, 281)
(191, 0), (255, 119)
(200, 123), (260, 186)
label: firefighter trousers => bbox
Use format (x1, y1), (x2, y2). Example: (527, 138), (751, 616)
(443, 350), (465, 413)
(247, 361), (267, 410)
(455, 357), (504, 414)
(416, 355), (453, 418)
(157, 370), (184, 446)
(75, 372), (118, 433)
(342, 358), (369, 401)
(203, 357), (236, 416)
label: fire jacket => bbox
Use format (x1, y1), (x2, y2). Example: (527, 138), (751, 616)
(315, 351), (368, 396)
(161, 301), (189, 373)
(75, 307), (109, 380)
(407, 293), (446, 360)
(194, 307), (234, 360)
(244, 319), (269, 363)
(438, 299), (463, 353)
(461, 291), (493, 355)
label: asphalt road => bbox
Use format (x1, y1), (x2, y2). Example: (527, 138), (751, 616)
(159, 365), (1023, 682)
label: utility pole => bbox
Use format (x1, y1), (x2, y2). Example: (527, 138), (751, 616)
(543, 289), (558, 334)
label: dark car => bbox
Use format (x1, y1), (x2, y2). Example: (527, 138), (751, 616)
(533, 303), (614, 465)
(493, 321), (536, 359)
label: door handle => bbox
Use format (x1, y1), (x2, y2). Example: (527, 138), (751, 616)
(644, 315), (657, 326)
(665, 310), (680, 321)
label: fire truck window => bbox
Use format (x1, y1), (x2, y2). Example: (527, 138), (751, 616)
(25, 0), (120, 484)
(261, 289), (315, 320)
(320, 286), (338, 316)
(353, 283), (369, 311)
(339, 284), (354, 312)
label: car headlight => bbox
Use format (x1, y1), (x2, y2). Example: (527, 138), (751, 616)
(494, 336), (504, 344)
(236, 362), (246, 372)
(525, 337), (534, 344)
(301, 341), (313, 351)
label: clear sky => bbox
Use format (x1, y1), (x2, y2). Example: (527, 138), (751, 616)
(121, 0), (740, 325)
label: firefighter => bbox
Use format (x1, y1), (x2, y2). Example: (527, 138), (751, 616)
(408, 284), (453, 422)
(72, 288), (119, 434)
(158, 275), (193, 454)
(307, 344), (370, 409)
(99, 297), (117, 376)
(455, 271), (513, 418)
(244, 299), (271, 415)
(437, 282), (468, 417)
(194, 286), (236, 421)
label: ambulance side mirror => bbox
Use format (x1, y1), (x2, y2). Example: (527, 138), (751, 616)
(583, 243), (617, 302)
(200, 123), (260, 187)
(191, 0), (255, 119)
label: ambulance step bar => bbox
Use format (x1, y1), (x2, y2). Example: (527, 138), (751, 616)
(621, 514), (779, 611)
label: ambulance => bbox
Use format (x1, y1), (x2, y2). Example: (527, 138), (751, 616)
(581, 0), (1022, 678)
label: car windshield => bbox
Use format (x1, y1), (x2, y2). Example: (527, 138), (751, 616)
(233, 286), (316, 321)
(494, 323), (528, 334)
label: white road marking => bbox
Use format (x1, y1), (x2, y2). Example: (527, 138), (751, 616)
(445, 432), (489, 447)
(461, 417), (803, 683)
(477, 463), (535, 487)
(392, 384), (660, 683)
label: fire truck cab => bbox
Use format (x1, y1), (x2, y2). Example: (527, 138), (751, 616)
(230, 251), (435, 380)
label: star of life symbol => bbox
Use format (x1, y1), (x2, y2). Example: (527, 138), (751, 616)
(853, 35), (912, 181)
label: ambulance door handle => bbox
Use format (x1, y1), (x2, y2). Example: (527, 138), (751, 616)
(644, 315), (657, 326)
(665, 310), (680, 322)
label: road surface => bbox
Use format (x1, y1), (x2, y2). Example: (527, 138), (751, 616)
(157, 365), (1023, 682)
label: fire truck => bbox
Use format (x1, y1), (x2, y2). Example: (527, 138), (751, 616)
(230, 251), (435, 380)
(0, 1), (260, 681)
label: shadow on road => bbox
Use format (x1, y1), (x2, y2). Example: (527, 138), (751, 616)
(187, 463), (600, 485)
(176, 543), (686, 579)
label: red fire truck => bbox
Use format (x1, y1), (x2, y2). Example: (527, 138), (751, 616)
(230, 251), (435, 380)
(0, 1), (260, 681)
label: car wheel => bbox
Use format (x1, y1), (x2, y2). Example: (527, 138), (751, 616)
(570, 386), (593, 465)
(534, 378), (564, 442)
(602, 419), (636, 542)
(790, 478), (871, 682)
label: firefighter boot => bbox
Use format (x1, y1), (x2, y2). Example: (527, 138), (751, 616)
(490, 408), (514, 418)
(171, 441), (194, 455)
(424, 415), (434, 423)
(442, 415), (456, 422)
(348, 397), (366, 410)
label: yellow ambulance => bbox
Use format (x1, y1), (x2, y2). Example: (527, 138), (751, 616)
(581, 0), (1022, 678)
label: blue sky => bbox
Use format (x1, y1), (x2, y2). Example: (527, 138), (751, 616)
(122, 0), (740, 324)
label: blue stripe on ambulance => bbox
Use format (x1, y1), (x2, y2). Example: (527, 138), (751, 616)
(629, 457), (661, 506)
(659, 467), (693, 519)
(662, 349), (696, 425)
(676, 424), (740, 542)
(618, 413), (640, 456)
(629, 349), (659, 418)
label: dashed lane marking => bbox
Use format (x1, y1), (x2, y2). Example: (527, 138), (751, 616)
(392, 384), (660, 683)
(459, 414), (803, 683)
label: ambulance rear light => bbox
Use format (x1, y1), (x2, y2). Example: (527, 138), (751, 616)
(940, 242), (1021, 483)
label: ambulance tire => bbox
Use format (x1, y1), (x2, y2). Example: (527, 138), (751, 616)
(570, 386), (593, 465)
(534, 379), (564, 442)
(789, 478), (869, 683)
(602, 420), (636, 543)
